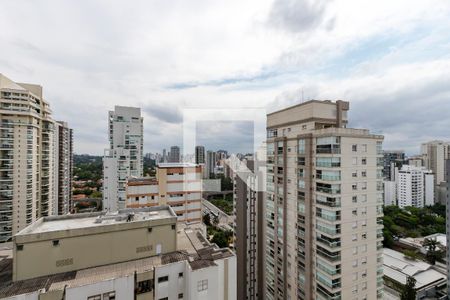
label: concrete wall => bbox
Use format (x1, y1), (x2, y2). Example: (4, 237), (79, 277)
(14, 222), (176, 281)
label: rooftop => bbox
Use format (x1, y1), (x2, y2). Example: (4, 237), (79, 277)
(0, 223), (234, 298)
(127, 177), (158, 186)
(383, 248), (446, 290)
(158, 162), (199, 168)
(16, 206), (176, 236)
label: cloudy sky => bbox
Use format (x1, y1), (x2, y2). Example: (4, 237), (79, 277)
(1, 0), (449, 155)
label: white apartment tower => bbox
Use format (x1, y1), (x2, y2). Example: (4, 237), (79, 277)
(396, 165), (434, 208)
(103, 106), (143, 212)
(0, 74), (73, 242)
(266, 100), (384, 300)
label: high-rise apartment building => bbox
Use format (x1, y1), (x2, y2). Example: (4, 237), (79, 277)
(0, 74), (73, 243)
(421, 140), (450, 204)
(195, 145), (205, 164)
(169, 146), (180, 163)
(445, 159), (450, 298)
(421, 140), (450, 184)
(382, 150), (405, 181)
(265, 100), (384, 300)
(396, 165), (434, 208)
(56, 121), (73, 215)
(206, 150), (216, 178)
(103, 106), (143, 212)
(234, 158), (264, 300)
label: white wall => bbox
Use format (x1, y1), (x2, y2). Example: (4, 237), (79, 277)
(65, 275), (134, 300)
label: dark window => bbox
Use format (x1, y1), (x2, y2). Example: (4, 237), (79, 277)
(16, 244), (24, 251)
(178, 293), (184, 299)
(179, 272), (183, 278)
(136, 279), (154, 294)
(148, 227), (153, 233)
(53, 240), (60, 247)
(172, 225), (176, 230)
(158, 276), (169, 283)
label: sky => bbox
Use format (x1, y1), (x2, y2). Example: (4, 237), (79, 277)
(1, 0), (449, 155)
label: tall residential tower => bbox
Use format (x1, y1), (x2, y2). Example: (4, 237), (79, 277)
(0, 74), (73, 242)
(265, 100), (384, 300)
(103, 106), (143, 211)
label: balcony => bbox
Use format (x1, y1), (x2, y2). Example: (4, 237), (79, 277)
(317, 235), (341, 249)
(317, 284), (341, 300)
(316, 183), (341, 195)
(316, 195), (341, 207)
(317, 223), (341, 236)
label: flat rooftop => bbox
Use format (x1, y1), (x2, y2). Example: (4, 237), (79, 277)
(0, 224), (234, 298)
(128, 177), (158, 186)
(16, 207), (176, 236)
(158, 162), (199, 168)
(383, 248), (446, 290)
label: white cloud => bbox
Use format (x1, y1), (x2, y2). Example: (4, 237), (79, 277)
(0, 0), (449, 154)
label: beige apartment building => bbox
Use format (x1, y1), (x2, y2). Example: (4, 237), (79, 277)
(265, 100), (384, 300)
(0, 74), (73, 243)
(0, 206), (236, 300)
(126, 163), (203, 223)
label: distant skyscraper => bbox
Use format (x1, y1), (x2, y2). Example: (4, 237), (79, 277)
(169, 146), (180, 163)
(103, 106), (143, 212)
(382, 150), (405, 181)
(421, 140), (450, 203)
(0, 74), (72, 242)
(56, 121), (73, 215)
(234, 159), (264, 300)
(396, 165), (434, 208)
(266, 100), (384, 300)
(206, 150), (216, 178)
(195, 146), (205, 164)
(162, 148), (167, 162)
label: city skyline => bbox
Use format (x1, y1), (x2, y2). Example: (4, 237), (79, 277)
(1, 1), (450, 154)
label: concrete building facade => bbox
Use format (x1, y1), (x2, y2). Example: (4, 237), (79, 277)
(421, 140), (450, 203)
(103, 106), (143, 212)
(195, 145), (205, 164)
(382, 150), (405, 181)
(56, 121), (73, 215)
(234, 159), (265, 300)
(169, 146), (180, 163)
(126, 163), (202, 223)
(0, 207), (236, 300)
(265, 100), (384, 300)
(0, 74), (72, 243)
(396, 165), (434, 208)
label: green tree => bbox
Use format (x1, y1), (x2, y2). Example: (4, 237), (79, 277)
(400, 276), (416, 300)
(211, 231), (228, 248)
(423, 238), (444, 265)
(203, 214), (211, 226)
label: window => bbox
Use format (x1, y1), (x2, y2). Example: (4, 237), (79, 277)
(352, 157), (358, 165)
(298, 139), (305, 154)
(352, 196), (357, 203)
(171, 225), (176, 230)
(352, 272), (358, 281)
(179, 272), (183, 278)
(178, 294), (184, 299)
(103, 291), (115, 300)
(352, 183), (357, 191)
(52, 240), (60, 247)
(360, 245), (367, 253)
(158, 276), (169, 283)
(298, 157), (305, 166)
(362, 157), (367, 165)
(361, 257), (367, 265)
(352, 222), (357, 229)
(87, 295), (101, 300)
(159, 298), (168, 300)
(197, 279), (208, 292)
(362, 144), (367, 152)
(352, 171), (357, 178)
(352, 260), (358, 267)
(352, 209), (357, 216)
(16, 244), (24, 251)
(352, 144), (357, 152)
(137, 279), (154, 294)
(361, 182), (367, 190)
(148, 227), (153, 233)
(352, 234), (357, 241)
(362, 171), (367, 177)
(362, 233), (367, 240)
(302, 125), (307, 130)
(352, 246), (358, 254)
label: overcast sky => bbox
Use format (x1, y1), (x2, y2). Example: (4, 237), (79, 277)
(1, 0), (449, 155)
